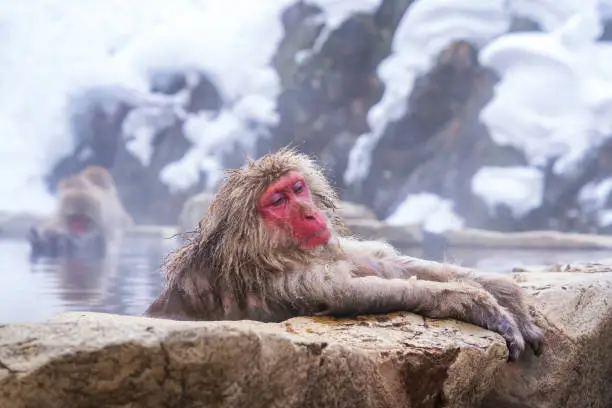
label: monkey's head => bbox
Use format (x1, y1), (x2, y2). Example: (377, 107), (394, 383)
(58, 189), (103, 237)
(207, 147), (339, 250)
(167, 148), (343, 299)
(58, 174), (90, 193)
(81, 165), (115, 190)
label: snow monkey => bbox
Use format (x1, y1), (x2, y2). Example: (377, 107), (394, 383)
(145, 148), (543, 361)
(28, 166), (133, 259)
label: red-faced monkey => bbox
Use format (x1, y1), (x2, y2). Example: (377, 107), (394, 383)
(145, 148), (543, 361)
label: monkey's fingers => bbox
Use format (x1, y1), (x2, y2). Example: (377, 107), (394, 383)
(530, 339), (544, 357)
(493, 316), (526, 362)
(522, 323), (544, 357)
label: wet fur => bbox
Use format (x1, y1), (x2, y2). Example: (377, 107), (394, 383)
(146, 148), (543, 361)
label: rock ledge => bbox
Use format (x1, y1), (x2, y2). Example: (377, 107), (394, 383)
(0, 311), (506, 408)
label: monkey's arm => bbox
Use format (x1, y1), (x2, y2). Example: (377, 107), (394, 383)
(144, 286), (197, 321)
(375, 255), (468, 281)
(341, 242), (544, 357)
(299, 263), (525, 361)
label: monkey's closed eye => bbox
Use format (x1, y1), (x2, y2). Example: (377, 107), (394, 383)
(269, 193), (284, 207)
(293, 181), (304, 194)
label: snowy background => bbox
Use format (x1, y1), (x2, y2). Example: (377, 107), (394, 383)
(3, 0), (612, 234)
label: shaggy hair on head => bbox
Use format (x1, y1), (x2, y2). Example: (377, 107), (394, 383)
(163, 147), (346, 308)
(81, 165), (116, 190)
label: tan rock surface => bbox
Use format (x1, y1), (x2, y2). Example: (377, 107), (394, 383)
(482, 271), (612, 408)
(0, 311), (507, 408)
(512, 259), (612, 273)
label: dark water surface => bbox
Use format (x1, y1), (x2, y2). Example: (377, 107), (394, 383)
(1, 237), (610, 324)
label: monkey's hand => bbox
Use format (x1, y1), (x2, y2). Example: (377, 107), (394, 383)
(409, 280), (526, 362)
(471, 274), (544, 357)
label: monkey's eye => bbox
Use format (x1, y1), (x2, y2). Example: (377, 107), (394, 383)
(293, 181), (304, 194)
(269, 193), (284, 207)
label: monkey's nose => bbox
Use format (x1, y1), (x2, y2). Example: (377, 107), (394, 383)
(304, 214), (315, 220)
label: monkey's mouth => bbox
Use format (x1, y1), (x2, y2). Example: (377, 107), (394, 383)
(300, 227), (331, 248)
(67, 215), (94, 234)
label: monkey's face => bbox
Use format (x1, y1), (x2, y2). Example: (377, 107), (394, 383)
(59, 191), (103, 239)
(258, 171), (331, 249)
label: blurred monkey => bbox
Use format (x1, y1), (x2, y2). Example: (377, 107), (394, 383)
(29, 166), (132, 259)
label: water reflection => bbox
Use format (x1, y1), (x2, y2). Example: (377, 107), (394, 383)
(0, 236), (178, 323)
(1, 236), (610, 324)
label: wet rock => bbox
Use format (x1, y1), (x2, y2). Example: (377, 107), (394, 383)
(269, 12), (384, 158)
(48, 87), (136, 181)
(0, 311), (507, 408)
(266, 2), (612, 234)
(483, 271), (612, 408)
(508, 17), (541, 33)
(599, 20), (612, 42)
(150, 69), (223, 114)
(47, 67), (224, 225)
(111, 116), (202, 225)
(272, 1), (325, 90)
(358, 40), (527, 223)
(150, 70), (188, 95)
(318, 131), (357, 187)
(374, 0), (416, 35)
(265, 0), (413, 180)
